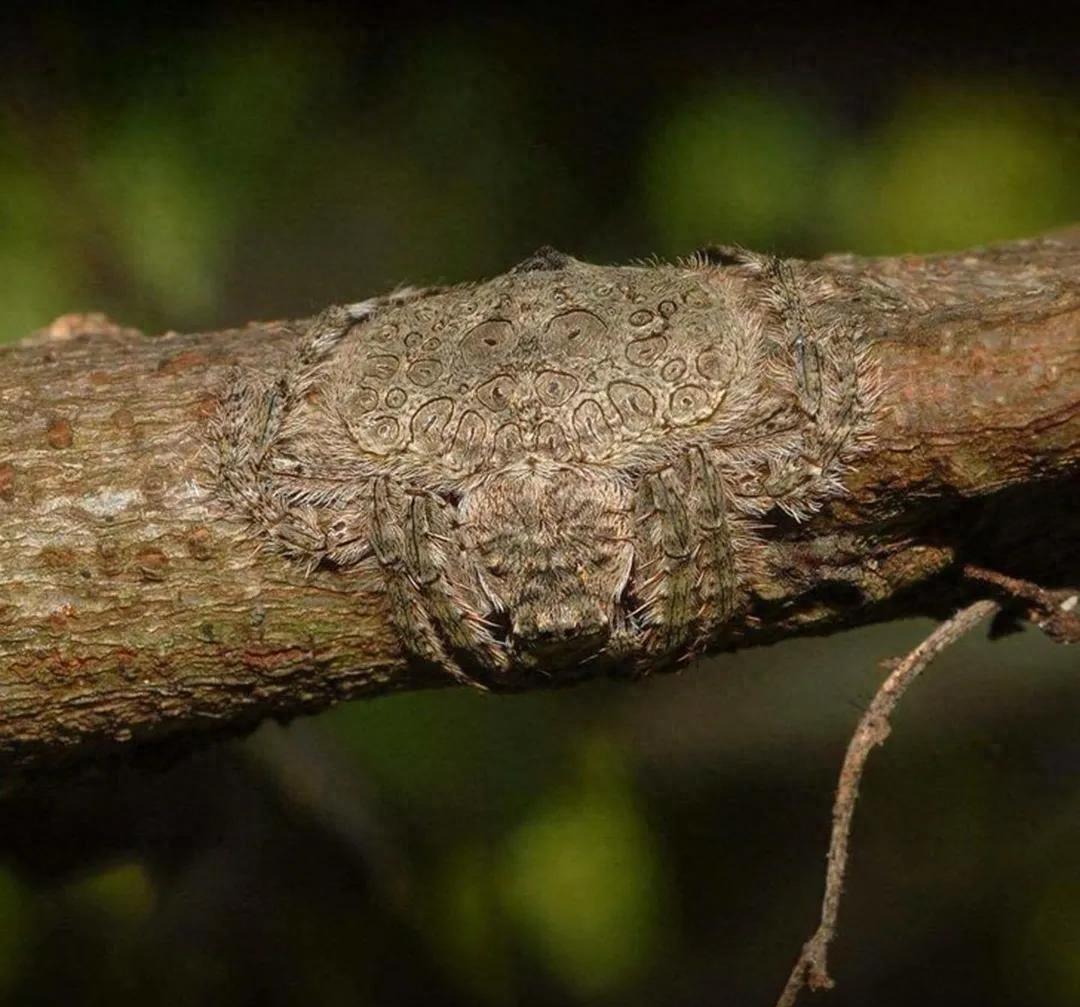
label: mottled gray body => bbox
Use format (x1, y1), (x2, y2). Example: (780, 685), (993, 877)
(214, 250), (877, 682)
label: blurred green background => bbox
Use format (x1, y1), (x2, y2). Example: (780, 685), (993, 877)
(1, 6), (1078, 1005)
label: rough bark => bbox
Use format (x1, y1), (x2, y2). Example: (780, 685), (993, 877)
(1, 232), (1077, 772)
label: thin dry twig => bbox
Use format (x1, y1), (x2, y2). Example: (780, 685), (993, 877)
(774, 599), (1000, 1007)
(963, 564), (1080, 644)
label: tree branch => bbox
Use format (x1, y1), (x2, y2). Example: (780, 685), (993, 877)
(1, 232), (1077, 771)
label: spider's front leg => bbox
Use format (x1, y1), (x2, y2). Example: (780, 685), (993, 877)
(369, 477), (507, 686)
(629, 447), (745, 661)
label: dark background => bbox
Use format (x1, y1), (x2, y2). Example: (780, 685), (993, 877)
(1, 5), (1078, 1005)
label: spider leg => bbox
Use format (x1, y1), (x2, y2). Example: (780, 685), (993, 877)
(404, 491), (508, 674)
(370, 477), (506, 686)
(636, 467), (695, 655)
(631, 447), (742, 660)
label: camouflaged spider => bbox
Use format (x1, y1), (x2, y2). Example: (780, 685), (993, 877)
(214, 249), (877, 684)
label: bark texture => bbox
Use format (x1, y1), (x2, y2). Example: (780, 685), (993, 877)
(1, 232), (1077, 771)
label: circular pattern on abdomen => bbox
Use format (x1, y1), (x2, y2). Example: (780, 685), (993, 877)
(355, 414), (403, 453)
(626, 335), (667, 367)
(410, 397), (454, 451)
(535, 370), (579, 407)
(448, 411), (488, 469)
(573, 398), (614, 458)
(668, 385), (715, 426)
(493, 423), (524, 462)
(407, 358), (443, 387)
(363, 354), (400, 382)
(347, 386), (379, 414)
(476, 374), (517, 412)
(608, 381), (656, 432)
(536, 420), (572, 460)
(460, 319), (517, 363)
(661, 358), (687, 381)
(542, 309), (607, 359)
(405, 331), (442, 353)
(696, 347), (735, 384)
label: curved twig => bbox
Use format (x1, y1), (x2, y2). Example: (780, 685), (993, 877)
(775, 599), (1000, 1007)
